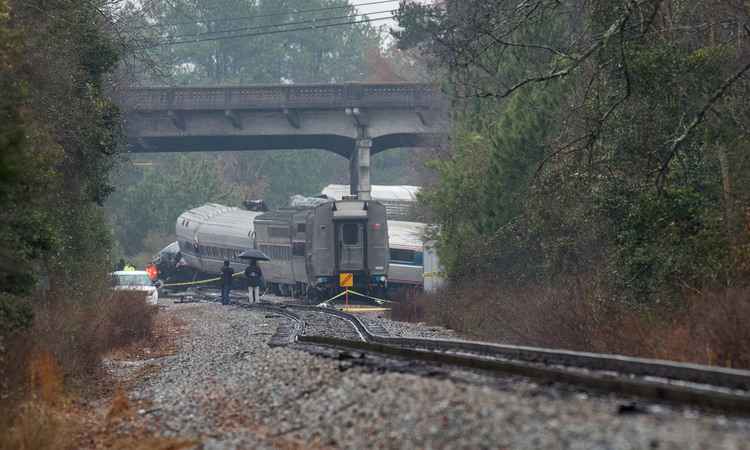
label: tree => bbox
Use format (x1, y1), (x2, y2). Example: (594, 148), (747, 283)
(131, 0), (382, 85)
(109, 155), (239, 256)
(1, 0), (125, 333)
(395, 0), (750, 302)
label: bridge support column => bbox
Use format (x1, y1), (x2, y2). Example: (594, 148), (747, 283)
(349, 128), (372, 200)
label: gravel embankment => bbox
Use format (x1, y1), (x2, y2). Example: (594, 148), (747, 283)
(296, 310), (363, 341)
(110, 299), (750, 450)
(357, 313), (458, 339)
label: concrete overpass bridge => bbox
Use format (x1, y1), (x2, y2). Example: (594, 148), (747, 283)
(121, 82), (446, 199)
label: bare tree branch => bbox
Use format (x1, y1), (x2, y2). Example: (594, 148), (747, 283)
(657, 54), (750, 188)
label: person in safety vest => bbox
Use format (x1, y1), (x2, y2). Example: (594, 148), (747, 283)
(244, 261), (263, 304)
(221, 260), (234, 305)
(146, 263), (159, 282)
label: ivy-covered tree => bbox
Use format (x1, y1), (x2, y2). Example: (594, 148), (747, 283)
(1, 0), (125, 333)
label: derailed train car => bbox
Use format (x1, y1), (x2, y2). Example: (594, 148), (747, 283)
(175, 203), (264, 276)
(171, 199), (389, 301)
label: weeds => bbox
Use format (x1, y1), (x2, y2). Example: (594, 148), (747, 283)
(3, 401), (71, 450)
(396, 280), (750, 369)
(0, 287), (158, 450)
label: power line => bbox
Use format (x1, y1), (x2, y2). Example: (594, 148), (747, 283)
(150, 15), (396, 48)
(134, 0), (399, 30)
(162, 8), (397, 41)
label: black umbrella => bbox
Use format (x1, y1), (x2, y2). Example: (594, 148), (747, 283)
(238, 249), (271, 261)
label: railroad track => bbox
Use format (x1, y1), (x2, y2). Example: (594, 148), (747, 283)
(213, 295), (750, 415)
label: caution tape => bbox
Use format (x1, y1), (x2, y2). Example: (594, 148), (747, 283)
(316, 288), (395, 307)
(315, 289), (350, 307)
(346, 289), (396, 304)
(341, 306), (392, 313)
(162, 271), (244, 288)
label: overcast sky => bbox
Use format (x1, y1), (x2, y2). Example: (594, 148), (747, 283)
(355, 0), (432, 32)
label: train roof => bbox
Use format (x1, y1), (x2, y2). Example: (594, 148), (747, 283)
(255, 209), (301, 224)
(178, 203), (261, 247)
(388, 220), (426, 250)
(321, 185), (420, 202)
(178, 203), (237, 223)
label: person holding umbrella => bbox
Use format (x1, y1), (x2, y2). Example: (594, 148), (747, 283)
(239, 249), (269, 304)
(244, 261), (263, 303)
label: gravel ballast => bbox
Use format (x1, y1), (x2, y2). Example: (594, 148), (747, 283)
(112, 299), (750, 450)
(356, 313), (458, 339)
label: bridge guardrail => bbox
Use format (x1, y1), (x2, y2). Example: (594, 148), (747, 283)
(121, 82), (440, 111)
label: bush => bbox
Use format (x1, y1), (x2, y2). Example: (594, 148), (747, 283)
(0, 287), (158, 449)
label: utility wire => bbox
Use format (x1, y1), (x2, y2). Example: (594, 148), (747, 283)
(133, 0), (398, 30)
(150, 14), (396, 48)
(161, 8), (396, 41)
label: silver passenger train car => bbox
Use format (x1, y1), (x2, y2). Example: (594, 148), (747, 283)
(387, 221), (427, 291)
(176, 203), (264, 276)
(320, 185), (435, 292)
(174, 199), (389, 300)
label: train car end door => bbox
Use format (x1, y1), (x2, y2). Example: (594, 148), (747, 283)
(336, 221), (366, 272)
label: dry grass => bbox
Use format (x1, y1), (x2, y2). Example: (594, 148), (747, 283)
(28, 352), (64, 406)
(107, 437), (200, 450)
(0, 288), (158, 450)
(107, 386), (133, 421)
(2, 401), (73, 450)
(395, 280), (750, 369)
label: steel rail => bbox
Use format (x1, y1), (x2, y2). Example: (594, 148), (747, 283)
(229, 302), (750, 415)
(235, 302), (305, 347)
(283, 305), (750, 415)
(299, 335), (750, 415)
(288, 305), (750, 392)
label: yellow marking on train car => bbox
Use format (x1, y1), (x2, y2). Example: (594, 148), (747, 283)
(339, 272), (354, 287)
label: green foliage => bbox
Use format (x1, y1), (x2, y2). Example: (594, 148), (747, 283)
(136, 0), (381, 85)
(0, 0), (124, 334)
(421, 85), (563, 282)
(109, 155), (239, 255)
(397, 0), (750, 303)
(0, 294), (32, 335)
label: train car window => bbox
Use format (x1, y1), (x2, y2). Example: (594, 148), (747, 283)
(342, 223), (360, 245)
(269, 227), (288, 239)
(292, 242), (305, 256)
(390, 249), (417, 264)
(296, 223), (306, 233)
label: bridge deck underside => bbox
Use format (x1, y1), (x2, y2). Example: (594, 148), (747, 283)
(126, 107), (444, 156)
(129, 133), (439, 156)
